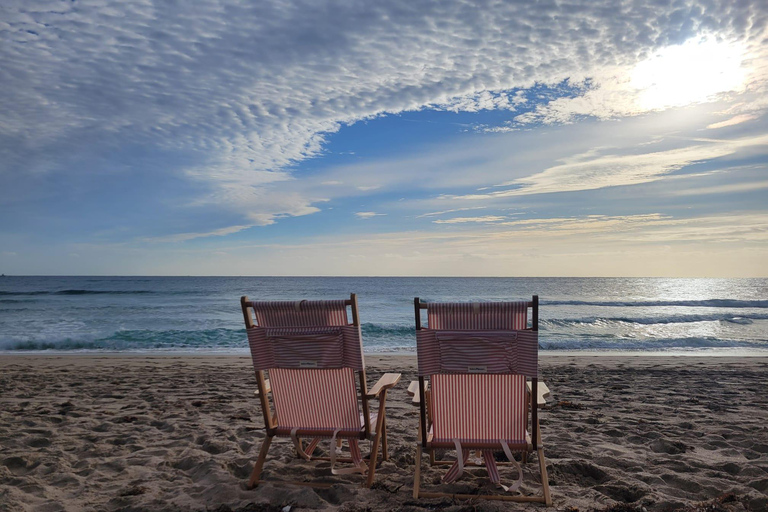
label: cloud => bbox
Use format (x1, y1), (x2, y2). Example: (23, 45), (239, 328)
(447, 133), (768, 199)
(161, 211), (768, 276)
(4, 205), (765, 275)
(433, 215), (505, 224)
(143, 225), (253, 243)
(625, 213), (768, 243)
(355, 211), (386, 219)
(494, 214), (670, 236)
(435, 91), (524, 113)
(232, 212), (768, 252)
(417, 207), (487, 218)
(667, 179), (768, 196)
(707, 114), (758, 129)
(515, 37), (766, 125)
(3, 0), (767, 238)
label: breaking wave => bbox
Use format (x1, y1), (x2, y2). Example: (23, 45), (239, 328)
(543, 299), (768, 308)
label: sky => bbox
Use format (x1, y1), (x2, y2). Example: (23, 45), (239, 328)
(1, 0), (767, 277)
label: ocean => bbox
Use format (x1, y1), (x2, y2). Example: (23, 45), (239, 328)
(1, 276), (766, 354)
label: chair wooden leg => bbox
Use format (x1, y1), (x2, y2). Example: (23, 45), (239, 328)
(538, 447), (552, 505)
(248, 435), (273, 488)
(413, 444), (422, 499)
(365, 426), (383, 487)
(365, 396), (388, 487)
(381, 416), (389, 461)
(429, 448), (436, 466)
(535, 416), (552, 506)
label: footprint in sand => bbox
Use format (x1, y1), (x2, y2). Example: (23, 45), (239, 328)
(650, 438), (688, 454)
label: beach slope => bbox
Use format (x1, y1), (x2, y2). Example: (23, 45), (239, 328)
(1, 355), (766, 511)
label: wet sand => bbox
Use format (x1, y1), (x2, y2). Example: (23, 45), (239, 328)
(1, 354), (767, 511)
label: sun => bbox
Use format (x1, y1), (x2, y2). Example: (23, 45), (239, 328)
(630, 37), (748, 111)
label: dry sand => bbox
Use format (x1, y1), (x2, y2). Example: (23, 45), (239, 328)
(0, 354), (767, 512)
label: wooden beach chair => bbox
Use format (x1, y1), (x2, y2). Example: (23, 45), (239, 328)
(240, 294), (400, 489)
(408, 296), (552, 504)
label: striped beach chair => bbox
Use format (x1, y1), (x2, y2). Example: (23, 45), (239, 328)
(241, 294), (401, 488)
(408, 296), (552, 504)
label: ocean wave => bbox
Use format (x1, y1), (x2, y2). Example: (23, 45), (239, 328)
(540, 337), (768, 351)
(0, 328), (247, 351)
(2, 322), (765, 353)
(0, 289), (156, 296)
(543, 299), (768, 308)
(541, 313), (768, 327)
(361, 323), (413, 337)
(2, 324), (415, 351)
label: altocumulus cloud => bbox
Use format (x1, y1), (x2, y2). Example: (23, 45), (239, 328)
(1, 0), (766, 236)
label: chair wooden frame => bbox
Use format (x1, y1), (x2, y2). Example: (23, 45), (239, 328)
(409, 295), (552, 505)
(241, 293), (401, 489)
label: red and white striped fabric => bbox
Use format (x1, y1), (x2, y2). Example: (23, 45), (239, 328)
(245, 300), (364, 370)
(427, 302), (529, 330)
(430, 373), (528, 443)
(443, 446), (522, 491)
(269, 368), (361, 432)
(245, 299), (369, 474)
(416, 329), (538, 377)
(247, 300), (349, 327)
(417, 300), (537, 491)
(416, 300), (537, 377)
(247, 326), (364, 370)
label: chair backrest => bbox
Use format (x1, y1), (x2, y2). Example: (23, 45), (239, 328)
(241, 295), (368, 435)
(414, 297), (539, 447)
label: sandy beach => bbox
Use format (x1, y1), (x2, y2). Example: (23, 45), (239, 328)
(1, 354), (767, 511)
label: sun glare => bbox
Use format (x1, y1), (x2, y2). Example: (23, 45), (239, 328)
(630, 38), (748, 111)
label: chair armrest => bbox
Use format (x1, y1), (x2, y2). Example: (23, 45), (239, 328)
(407, 380), (428, 405)
(253, 378), (271, 397)
(527, 380), (550, 407)
(366, 373), (401, 398)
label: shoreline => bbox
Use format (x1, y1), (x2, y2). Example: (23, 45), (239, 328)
(3, 348), (768, 358)
(1, 354), (766, 511)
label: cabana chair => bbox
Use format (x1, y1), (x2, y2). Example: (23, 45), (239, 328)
(241, 294), (401, 488)
(408, 296), (551, 504)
